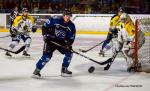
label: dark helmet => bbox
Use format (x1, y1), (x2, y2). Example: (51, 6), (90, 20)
(118, 7), (125, 12)
(22, 7), (28, 12)
(63, 9), (72, 16)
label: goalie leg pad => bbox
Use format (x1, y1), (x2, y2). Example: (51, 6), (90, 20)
(122, 49), (134, 70)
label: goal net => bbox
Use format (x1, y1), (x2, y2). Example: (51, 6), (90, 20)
(134, 18), (150, 73)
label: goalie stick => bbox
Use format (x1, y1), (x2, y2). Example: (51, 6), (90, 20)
(104, 50), (120, 70)
(79, 41), (104, 53)
(50, 41), (111, 65)
(0, 45), (25, 54)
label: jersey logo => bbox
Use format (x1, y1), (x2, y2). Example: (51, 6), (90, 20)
(55, 29), (66, 39)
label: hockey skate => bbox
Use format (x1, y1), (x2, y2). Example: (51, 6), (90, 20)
(61, 67), (72, 77)
(23, 51), (30, 56)
(127, 65), (136, 72)
(32, 69), (41, 78)
(99, 50), (105, 57)
(5, 51), (12, 57)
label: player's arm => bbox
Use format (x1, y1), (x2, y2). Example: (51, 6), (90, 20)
(42, 18), (56, 42)
(42, 18), (53, 35)
(109, 15), (120, 35)
(65, 24), (76, 46)
(27, 16), (37, 32)
(10, 16), (21, 35)
(10, 11), (15, 21)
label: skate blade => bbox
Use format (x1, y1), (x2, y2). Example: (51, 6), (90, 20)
(61, 73), (72, 77)
(32, 75), (41, 79)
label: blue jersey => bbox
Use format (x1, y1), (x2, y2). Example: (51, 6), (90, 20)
(43, 16), (76, 45)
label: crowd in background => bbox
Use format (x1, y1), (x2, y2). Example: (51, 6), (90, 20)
(0, 0), (149, 14)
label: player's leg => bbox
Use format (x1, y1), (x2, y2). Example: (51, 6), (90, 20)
(99, 33), (112, 56)
(58, 47), (73, 76)
(111, 38), (122, 55)
(33, 43), (56, 77)
(21, 35), (31, 56)
(62, 51), (73, 76)
(122, 47), (135, 72)
(5, 35), (20, 56)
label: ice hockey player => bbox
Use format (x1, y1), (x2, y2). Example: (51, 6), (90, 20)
(99, 8), (123, 56)
(118, 10), (145, 72)
(33, 9), (76, 77)
(5, 8), (37, 57)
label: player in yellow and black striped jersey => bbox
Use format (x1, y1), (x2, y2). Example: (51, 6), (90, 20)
(99, 10), (123, 56)
(5, 8), (37, 57)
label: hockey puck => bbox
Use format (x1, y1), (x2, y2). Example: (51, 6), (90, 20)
(88, 66), (95, 73)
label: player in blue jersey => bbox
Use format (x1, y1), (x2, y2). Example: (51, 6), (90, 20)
(33, 9), (76, 77)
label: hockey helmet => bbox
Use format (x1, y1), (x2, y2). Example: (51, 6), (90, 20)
(22, 8), (28, 12)
(63, 9), (72, 16)
(118, 7), (125, 12)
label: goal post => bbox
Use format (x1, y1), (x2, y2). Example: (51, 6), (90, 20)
(134, 18), (150, 72)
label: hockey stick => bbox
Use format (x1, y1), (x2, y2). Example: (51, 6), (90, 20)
(0, 45), (25, 54)
(0, 34), (11, 38)
(79, 41), (104, 53)
(104, 50), (120, 70)
(50, 41), (111, 65)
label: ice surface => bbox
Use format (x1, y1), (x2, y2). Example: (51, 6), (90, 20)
(0, 33), (150, 91)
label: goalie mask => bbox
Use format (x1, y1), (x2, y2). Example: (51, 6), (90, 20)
(120, 13), (128, 23)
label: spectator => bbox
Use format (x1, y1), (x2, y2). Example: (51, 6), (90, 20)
(32, 3), (39, 13)
(47, 3), (53, 13)
(21, 0), (30, 9)
(84, 4), (92, 14)
(71, 4), (79, 13)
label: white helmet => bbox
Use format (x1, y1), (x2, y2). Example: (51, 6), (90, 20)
(120, 13), (128, 23)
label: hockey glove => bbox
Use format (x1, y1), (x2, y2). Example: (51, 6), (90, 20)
(23, 25), (29, 31)
(32, 26), (37, 33)
(64, 40), (72, 50)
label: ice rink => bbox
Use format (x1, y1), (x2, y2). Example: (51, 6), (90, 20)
(0, 33), (150, 91)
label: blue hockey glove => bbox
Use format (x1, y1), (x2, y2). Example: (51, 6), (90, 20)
(32, 26), (37, 33)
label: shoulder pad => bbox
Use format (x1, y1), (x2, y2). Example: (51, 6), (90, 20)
(111, 14), (118, 20)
